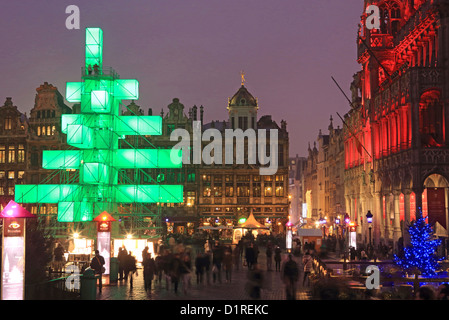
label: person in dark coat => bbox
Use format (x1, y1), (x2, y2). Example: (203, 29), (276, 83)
(246, 263), (264, 299)
(212, 241), (224, 283)
(125, 251), (137, 288)
(169, 253), (182, 293)
(274, 246), (282, 272)
(223, 247), (233, 283)
(118, 246), (128, 280)
(266, 244), (273, 271)
(143, 252), (156, 291)
(282, 254), (299, 300)
(90, 250), (105, 293)
(245, 243), (256, 270)
(195, 253), (205, 284)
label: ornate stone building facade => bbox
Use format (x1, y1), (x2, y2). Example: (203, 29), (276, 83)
(304, 118), (346, 233)
(197, 84), (290, 235)
(0, 98), (28, 210)
(344, 0), (449, 249)
(119, 82), (290, 237)
(288, 155), (307, 226)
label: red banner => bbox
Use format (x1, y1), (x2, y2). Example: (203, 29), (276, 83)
(427, 188), (446, 229)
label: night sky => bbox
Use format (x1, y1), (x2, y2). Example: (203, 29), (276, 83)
(0, 0), (363, 157)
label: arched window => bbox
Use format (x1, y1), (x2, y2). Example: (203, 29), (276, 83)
(420, 90), (444, 147)
(4, 117), (12, 130)
(379, 1), (402, 36)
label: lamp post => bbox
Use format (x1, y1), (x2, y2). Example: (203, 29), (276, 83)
(366, 210), (373, 246)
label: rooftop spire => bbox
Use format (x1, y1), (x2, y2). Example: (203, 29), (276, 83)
(240, 70), (245, 86)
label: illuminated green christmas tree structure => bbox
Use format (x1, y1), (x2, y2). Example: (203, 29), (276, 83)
(14, 28), (183, 224)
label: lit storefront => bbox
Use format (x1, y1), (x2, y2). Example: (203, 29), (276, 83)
(113, 238), (155, 263)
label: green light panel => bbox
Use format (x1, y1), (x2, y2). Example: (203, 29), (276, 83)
(91, 90), (111, 113)
(115, 116), (163, 136)
(114, 185), (184, 203)
(66, 82), (83, 102)
(114, 79), (139, 100)
(15, 185), (81, 203)
(66, 124), (94, 149)
(114, 149), (182, 168)
(85, 28), (103, 69)
(42, 150), (82, 169)
(58, 202), (93, 222)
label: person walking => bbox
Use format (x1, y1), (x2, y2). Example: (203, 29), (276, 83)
(180, 254), (192, 294)
(203, 251), (211, 285)
(282, 254), (299, 300)
(233, 244), (241, 271)
(266, 244), (273, 271)
(53, 243), (65, 272)
(212, 241), (224, 283)
(118, 246), (127, 280)
(246, 263), (264, 300)
(245, 243), (256, 270)
(143, 252), (156, 291)
(90, 250), (105, 293)
(274, 246), (282, 272)
(302, 251), (313, 287)
(195, 252), (205, 284)
(125, 251), (138, 289)
(155, 252), (163, 284)
(169, 253), (182, 294)
(223, 246), (233, 283)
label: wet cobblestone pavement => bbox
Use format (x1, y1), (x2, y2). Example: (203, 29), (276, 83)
(97, 252), (311, 300)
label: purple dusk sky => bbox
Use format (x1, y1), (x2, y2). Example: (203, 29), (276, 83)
(0, 0), (363, 157)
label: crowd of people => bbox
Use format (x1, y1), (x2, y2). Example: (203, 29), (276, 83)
(65, 233), (449, 300)
(112, 234), (316, 300)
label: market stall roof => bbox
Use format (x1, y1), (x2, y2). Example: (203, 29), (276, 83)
(198, 225), (233, 230)
(236, 213), (269, 229)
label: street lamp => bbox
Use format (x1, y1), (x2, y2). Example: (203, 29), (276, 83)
(366, 210), (373, 246)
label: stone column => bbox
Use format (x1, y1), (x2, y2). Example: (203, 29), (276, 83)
(374, 192), (383, 245)
(413, 186), (424, 219)
(393, 191), (402, 250)
(403, 190), (412, 247)
(384, 193), (392, 242)
(359, 195), (365, 237)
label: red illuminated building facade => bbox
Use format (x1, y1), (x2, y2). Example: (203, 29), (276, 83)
(344, 0), (449, 250)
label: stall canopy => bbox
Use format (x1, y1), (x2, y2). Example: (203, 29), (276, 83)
(236, 213), (269, 229)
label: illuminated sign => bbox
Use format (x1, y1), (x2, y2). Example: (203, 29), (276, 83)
(4, 218), (24, 237)
(97, 221), (111, 232)
(286, 229), (292, 250)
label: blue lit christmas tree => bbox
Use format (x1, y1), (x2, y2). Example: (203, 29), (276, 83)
(394, 209), (443, 277)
